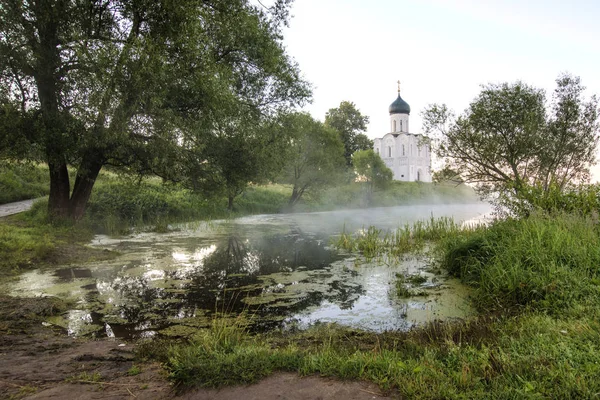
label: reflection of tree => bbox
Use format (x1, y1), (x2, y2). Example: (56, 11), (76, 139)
(87, 229), (367, 336)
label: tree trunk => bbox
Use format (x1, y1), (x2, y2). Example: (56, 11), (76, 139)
(288, 187), (300, 206)
(47, 161), (71, 219)
(228, 194), (235, 211)
(288, 185), (307, 207)
(69, 156), (104, 220)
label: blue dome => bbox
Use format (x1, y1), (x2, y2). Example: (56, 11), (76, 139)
(389, 94), (410, 115)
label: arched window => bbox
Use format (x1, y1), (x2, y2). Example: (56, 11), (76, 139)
(400, 120), (403, 132)
(417, 170), (421, 181)
(393, 120), (396, 132)
(388, 146), (392, 157)
(402, 144), (405, 156)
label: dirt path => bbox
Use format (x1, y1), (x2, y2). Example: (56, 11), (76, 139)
(0, 198), (35, 218)
(0, 297), (393, 400)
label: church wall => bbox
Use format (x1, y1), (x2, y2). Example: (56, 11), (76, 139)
(389, 114), (409, 133)
(373, 132), (432, 183)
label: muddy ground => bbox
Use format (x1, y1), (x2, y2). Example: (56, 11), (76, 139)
(0, 296), (393, 400)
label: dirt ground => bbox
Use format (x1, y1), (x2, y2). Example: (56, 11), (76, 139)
(0, 296), (394, 400)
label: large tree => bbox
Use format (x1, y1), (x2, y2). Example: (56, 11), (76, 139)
(0, 0), (309, 219)
(276, 112), (345, 206)
(186, 112), (286, 211)
(324, 101), (372, 166)
(422, 74), (599, 208)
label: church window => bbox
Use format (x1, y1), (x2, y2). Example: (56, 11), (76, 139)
(393, 120), (396, 131)
(402, 144), (405, 156)
(418, 146), (421, 157)
(388, 146), (392, 157)
(400, 120), (403, 132)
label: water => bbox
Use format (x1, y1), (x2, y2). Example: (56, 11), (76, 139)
(8, 203), (490, 339)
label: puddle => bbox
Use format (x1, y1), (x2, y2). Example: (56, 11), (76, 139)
(6, 203), (490, 338)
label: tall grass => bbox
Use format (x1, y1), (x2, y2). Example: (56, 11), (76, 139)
(0, 162), (49, 204)
(165, 314), (600, 398)
(438, 213), (600, 316)
(86, 179), (291, 233)
(334, 216), (462, 260)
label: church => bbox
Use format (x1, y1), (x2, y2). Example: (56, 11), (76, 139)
(373, 83), (432, 182)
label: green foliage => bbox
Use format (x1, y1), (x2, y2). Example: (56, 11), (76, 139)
(276, 113), (346, 206)
(297, 181), (477, 212)
(0, 163), (49, 204)
(0, 0), (310, 219)
(0, 221), (55, 274)
(439, 213), (600, 316)
(352, 150), (393, 206)
(127, 365), (142, 376)
(432, 166), (463, 185)
(0, 201), (96, 275)
(86, 178), (291, 233)
(502, 182), (600, 218)
(423, 74), (599, 211)
(324, 101), (371, 166)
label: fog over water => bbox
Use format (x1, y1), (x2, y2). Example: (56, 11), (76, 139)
(8, 202), (491, 339)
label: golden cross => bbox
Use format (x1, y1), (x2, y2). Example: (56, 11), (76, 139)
(397, 80), (401, 93)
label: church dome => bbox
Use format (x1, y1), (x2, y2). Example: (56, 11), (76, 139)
(389, 94), (410, 115)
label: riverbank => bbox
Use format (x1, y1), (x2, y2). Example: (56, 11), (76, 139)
(2, 211), (600, 398)
(160, 212), (600, 398)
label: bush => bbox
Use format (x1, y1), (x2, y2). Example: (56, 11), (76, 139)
(439, 214), (600, 316)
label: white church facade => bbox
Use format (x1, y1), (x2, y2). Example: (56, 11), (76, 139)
(373, 84), (432, 182)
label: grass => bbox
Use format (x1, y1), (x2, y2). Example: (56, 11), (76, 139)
(0, 200), (109, 276)
(438, 213), (600, 317)
(298, 181), (478, 212)
(163, 314), (600, 398)
(0, 162), (49, 204)
(334, 216), (462, 260)
(161, 212), (600, 398)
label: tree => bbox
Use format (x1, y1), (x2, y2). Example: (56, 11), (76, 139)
(277, 113), (345, 206)
(324, 101), (371, 166)
(422, 74), (599, 210)
(186, 113), (285, 211)
(432, 166), (463, 184)
(352, 149), (392, 206)
(0, 0), (310, 220)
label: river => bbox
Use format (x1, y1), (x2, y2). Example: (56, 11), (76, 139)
(8, 203), (491, 339)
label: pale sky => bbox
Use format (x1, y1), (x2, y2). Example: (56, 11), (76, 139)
(282, 0), (600, 144)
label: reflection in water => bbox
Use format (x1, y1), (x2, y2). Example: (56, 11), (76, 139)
(7, 204), (490, 338)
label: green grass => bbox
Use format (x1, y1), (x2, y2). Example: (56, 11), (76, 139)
(438, 213), (600, 317)
(85, 178), (291, 233)
(162, 212), (600, 398)
(0, 200), (101, 276)
(163, 314), (600, 398)
(334, 216), (462, 260)
(0, 162), (49, 204)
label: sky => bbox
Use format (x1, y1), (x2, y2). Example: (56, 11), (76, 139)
(280, 0), (600, 171)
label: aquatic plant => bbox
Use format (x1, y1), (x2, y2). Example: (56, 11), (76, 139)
(334, 216), (462, 261)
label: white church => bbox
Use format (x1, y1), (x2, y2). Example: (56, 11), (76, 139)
(373, 83), (432, 182)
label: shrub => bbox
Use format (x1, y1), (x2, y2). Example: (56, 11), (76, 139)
(439, 214), (600, 316)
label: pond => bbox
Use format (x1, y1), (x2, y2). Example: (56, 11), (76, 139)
(8, 203), (491, 339)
